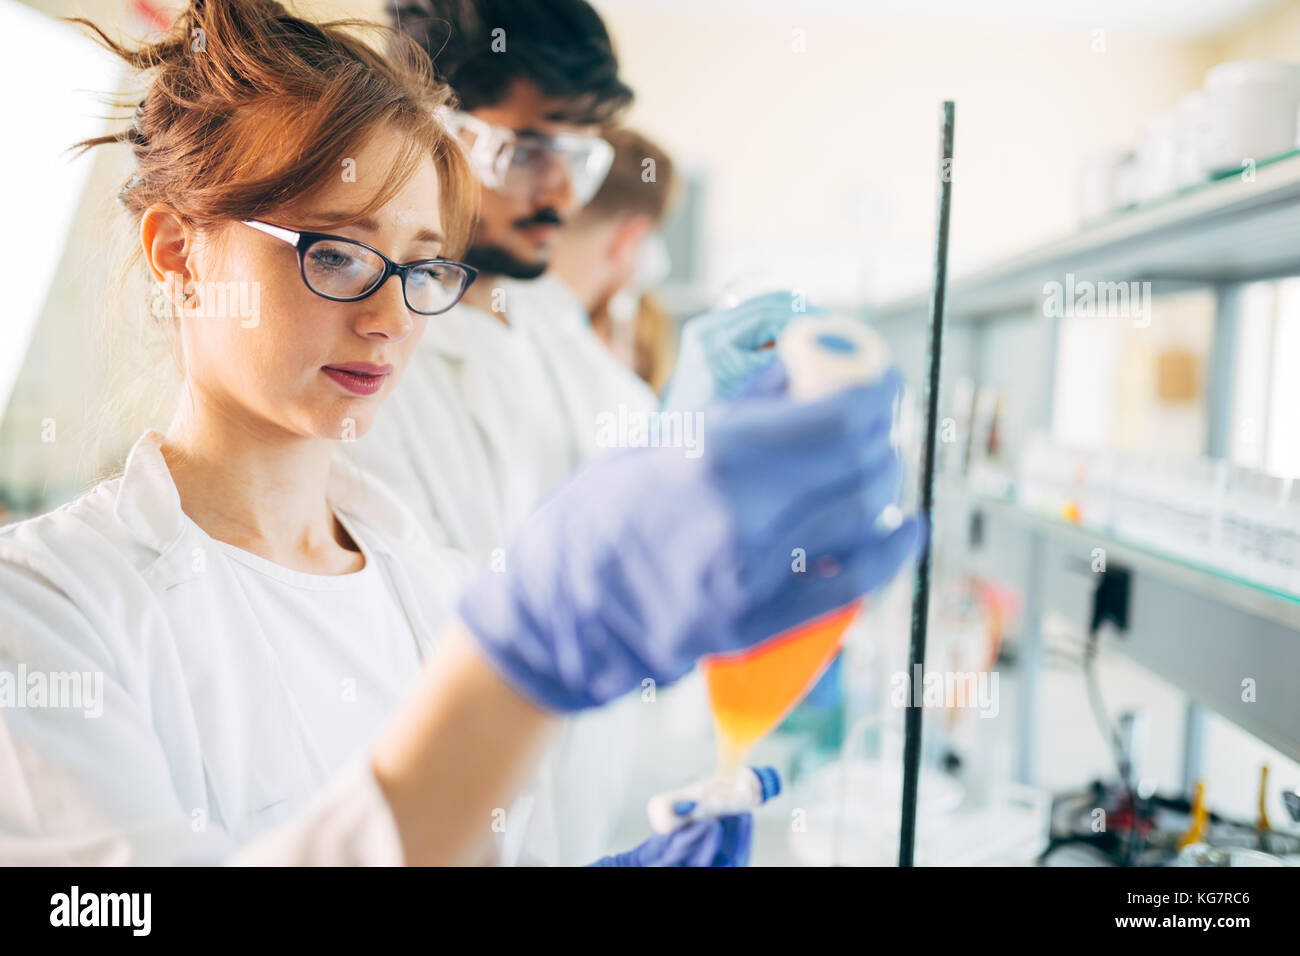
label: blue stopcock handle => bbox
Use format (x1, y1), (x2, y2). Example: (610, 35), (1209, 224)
(753, 766), (781, 803)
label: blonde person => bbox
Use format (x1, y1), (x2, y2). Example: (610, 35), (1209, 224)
(547, 127), (679, 389)
(0, 0), (920, 866)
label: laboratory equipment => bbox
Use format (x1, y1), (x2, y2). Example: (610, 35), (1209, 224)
(1175, 844), (1288, 866)
(1077, 149), (1129, 223)
(646, 765), (780, 835)
(1013, 436), (1300, 597)
(701, 312), (898, 770)
(705, 602), (864, 769)
(1257, 764), (1271, 833)
(640, 312), (907, 840)
(660, 291), (825, 410)
(1173, 90), (1210, 189)
(898, 100), (955, 868)
(1201, 60), (1300, 174)
(785, 715), (1049, 866)
(1285, 787), (1300, 823)
(1177, 781), (1210, 850)
(1137, 110), (1179, 203)
(459, 313), (914, 712)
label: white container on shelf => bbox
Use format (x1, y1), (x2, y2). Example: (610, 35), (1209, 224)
(1009, 439), (1297, 596)
(1146, 457), (1187, 556)
(1221, 467), (1289, 588)
(1111, 151), (1143, 210)
(1279, 479), (1300, 595)
(1183, 458), (1225, 564)
(1078, 450), (1116, 531)
(1174, 90), (1210, 189)
(1118, 455), (1164, 547)
(1078, 149), (1127, 223)
(1201, 60), (1300, 173)
(1137, 110), (1180, 203)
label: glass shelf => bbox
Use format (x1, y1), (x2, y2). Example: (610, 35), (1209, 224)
(963, 490), (1300, 631)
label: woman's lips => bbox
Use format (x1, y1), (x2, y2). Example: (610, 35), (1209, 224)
(321, 363), (393, 396)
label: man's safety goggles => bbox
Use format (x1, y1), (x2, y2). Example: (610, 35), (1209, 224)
(443, 111), (614, 206)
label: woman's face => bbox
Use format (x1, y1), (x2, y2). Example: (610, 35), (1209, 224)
(169, 128), (446, 442)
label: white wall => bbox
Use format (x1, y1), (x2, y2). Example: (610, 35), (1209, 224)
(596, 7), (1213, 304)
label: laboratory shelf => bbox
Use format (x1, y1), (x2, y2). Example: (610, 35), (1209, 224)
(953, 488), (1300, 763)
(866, 142), (1300, 812)
(967, 492), (1300, 632)
(872, 152), (1300, 324)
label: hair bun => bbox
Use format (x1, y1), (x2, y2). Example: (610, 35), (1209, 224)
(68, 0), (475, 254)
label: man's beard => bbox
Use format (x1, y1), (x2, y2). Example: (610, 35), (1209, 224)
(463, 243), (550, 281)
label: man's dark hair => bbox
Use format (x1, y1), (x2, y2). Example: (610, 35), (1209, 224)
(389, 0), (633, 125)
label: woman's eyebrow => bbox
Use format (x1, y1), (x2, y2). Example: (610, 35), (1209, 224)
(306, 213), (442, 244)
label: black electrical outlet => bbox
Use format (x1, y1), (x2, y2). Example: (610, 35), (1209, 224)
(1090, 566), (1132, 635)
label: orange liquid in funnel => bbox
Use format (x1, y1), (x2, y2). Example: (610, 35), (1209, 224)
(704, 600), (863, 769)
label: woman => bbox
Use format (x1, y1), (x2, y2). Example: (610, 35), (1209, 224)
(0, 0), (919, 866)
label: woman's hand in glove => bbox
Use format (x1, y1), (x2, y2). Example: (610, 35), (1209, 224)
(458, 359), (923, 712)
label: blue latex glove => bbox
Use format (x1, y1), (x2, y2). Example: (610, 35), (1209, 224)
(458, 358), (923, 712)
(660, 291), (827, 411)
(589, 815), (753, 867)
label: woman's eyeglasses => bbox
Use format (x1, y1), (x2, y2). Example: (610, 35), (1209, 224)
(241, 220), (477, 316)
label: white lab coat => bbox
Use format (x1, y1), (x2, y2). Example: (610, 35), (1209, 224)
(353, 275), (663, 863)
(355, 276), (659, 563)
(0, 430), (476, 865)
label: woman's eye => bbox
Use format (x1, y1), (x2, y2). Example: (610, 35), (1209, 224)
(407, 266), (437, 289)
(310, 248), (355, 272)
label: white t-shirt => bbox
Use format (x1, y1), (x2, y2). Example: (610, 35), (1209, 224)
(210, 515), (423, 777)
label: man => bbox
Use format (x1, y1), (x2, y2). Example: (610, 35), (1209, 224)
(372, 0), (801, 561)
(547, 126), (679, 387)
(366, 0), (800, 865)
(366, 0), (653, 567)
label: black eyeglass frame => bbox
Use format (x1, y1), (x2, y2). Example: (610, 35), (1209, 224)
(241, 219), (478, 316)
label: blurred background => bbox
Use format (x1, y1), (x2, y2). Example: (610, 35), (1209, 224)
(6, 0), (1300, 865)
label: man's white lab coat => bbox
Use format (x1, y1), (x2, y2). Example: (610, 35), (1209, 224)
(355, 276), (659, 564)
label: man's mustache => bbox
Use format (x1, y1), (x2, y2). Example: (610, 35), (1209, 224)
(514, 209), (563, 229)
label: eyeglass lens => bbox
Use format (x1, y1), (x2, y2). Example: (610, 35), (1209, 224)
(302, 238), (466, 314)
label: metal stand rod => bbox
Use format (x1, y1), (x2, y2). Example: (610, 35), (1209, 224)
(898, 100), (955, 868)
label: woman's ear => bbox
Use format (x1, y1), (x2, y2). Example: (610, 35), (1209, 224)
(610, 213), (654, 265)
(140, 205), (193, 293)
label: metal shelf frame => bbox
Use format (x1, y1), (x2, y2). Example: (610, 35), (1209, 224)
(873, 157), (1300, 788)
(963, 492), (1300, 763)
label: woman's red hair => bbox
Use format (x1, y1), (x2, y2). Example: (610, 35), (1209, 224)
(71, 0), (476, 254)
